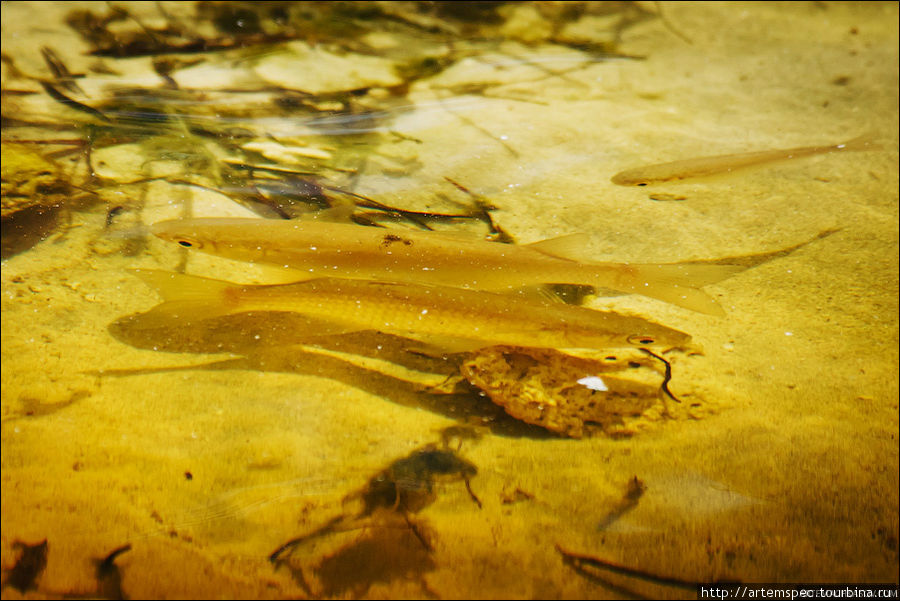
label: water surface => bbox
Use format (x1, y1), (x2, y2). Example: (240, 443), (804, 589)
(2, 2), (898, 598)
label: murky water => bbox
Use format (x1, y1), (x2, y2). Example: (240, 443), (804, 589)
(2, 2), (898, 599)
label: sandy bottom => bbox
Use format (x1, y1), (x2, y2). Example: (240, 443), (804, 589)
(2, 2), (898, 599)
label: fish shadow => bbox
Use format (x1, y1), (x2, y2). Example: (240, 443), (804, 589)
(106, 310), (553, 439)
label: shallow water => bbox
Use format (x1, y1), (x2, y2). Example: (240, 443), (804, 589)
(2, 2), (898, 599)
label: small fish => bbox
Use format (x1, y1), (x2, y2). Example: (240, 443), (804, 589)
(611, 134), (879, 186)
(130, 270), (693, 353)
(150, 219), (743, 316)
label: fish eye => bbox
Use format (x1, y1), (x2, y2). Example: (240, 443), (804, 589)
(636, 182), (648, 187)
(176, 238), (202, 249)
(628, 334), (656, 346)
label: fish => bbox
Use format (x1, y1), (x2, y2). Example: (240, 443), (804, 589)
(610, 134), (879, 186)
(150, 218), (743, 316)
(130, 269), (693, 353)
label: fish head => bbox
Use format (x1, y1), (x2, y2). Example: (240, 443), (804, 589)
(151, 219), (209, 250)
(150, 218), (282, 264)
(610, 169), (652, 186)
(624, 323), (695, 353)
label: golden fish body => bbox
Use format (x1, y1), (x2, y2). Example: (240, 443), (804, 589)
(151, 218), (741, 315)
(132, 270), (693, 352)
(610, 134), (879, 186)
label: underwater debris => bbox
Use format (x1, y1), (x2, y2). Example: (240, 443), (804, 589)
(556, 543), (706, 597)
(64, 2), (654, 60)
(269, 445), (479, 597)
(219, 169), (494, 228)
(94, 544), (131, 601)
(105, 204), (126, 227)
(441, 176), (514, 243)
(2, 2), (665, 260)
(39, 85), (453, 230)
(17, 50), (423, 230)
(0, 143), (80, 259)
(1, 143), (71, 218)
(459, 346), (687, 438)
(639, 348), (681, 404)
(40, 46), (86, 96)
(500, 486), (535, 505)
(67, 4), (291, 58)
(2, 539), (48, 594)
(596, 476), (646, 531)
(437, 95), (520, 157)
(38, 81), (111, 123)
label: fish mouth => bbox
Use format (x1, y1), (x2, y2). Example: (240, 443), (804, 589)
(148, 220), (172, 236)
(662, 340), (704, 355)
(148, 220), (181, 242)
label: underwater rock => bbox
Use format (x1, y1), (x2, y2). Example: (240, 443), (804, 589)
(254, 41), (403, 95)
(1, 144), (72, 259)
(460, 346), (665, 438)
(0, 143), (69, 220)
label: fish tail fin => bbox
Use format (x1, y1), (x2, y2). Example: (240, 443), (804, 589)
(839, 131), (883, 152)
(623, 263), (746, 316)
(130, 269), (237, 321)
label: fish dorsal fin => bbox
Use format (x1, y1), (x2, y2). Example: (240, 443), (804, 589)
(525, 233), (591, 261)
(301, 203), (356, 223)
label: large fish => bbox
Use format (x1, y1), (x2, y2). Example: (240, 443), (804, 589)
(131, 270), (693, 353)
(151, 219), (742, 316)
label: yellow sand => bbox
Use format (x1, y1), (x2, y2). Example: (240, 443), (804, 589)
(2, 2), (897, 599)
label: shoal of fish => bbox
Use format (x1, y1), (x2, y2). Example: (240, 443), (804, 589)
(138, 135), (881, 354)
(137, 217), (747, 354)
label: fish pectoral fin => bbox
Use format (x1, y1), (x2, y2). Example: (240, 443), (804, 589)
(524, 233), (592, 261)
(497, 285), (567, 304)
(250, 263), (318, 284)
(399, 332), (488, 356)
(130, 269), (233, 303)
